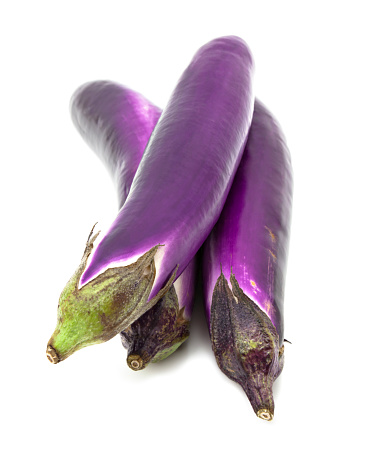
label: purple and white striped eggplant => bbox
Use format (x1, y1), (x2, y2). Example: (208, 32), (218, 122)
(46, 36), (254, 363)
(202, 99), (293, 421)
(69, 80), (196, 369)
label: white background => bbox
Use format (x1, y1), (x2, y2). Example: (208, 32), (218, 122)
(1, 1), (378, 455)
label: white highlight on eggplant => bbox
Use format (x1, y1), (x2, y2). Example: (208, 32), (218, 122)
(152, 244), (165, 279)
(78, 235), (166, 289)
(173, 272), (187, 311)
(173, 277), (182, 299)
(78, 252), (142, 289)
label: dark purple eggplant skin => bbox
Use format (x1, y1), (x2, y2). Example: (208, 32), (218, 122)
(202, 99), (293, 420)
(80, 36), (255, 307)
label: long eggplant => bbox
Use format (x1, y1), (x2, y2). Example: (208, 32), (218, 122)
(46, 36), (255, 363)
(69, 80), (196, 368)
(202, 99), (293, 420)
(70, 80), (161, 207)
(46, 82), (166, 364)
(121, 255), (197, 369)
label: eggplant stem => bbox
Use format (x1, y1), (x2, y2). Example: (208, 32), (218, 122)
(87, 222), (98, 242)
(257, 409), (273, 421)
(127, 354), (144, 371)
(46, 345), (60, 364)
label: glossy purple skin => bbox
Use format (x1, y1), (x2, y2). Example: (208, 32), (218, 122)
(81, 36), (255, 301)
(203, 99), (293, 344)
(70, 80), (195, 316)
(70, 80), (161, 208)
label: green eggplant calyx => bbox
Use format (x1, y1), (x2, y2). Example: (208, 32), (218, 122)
(46, 226), (177, 363)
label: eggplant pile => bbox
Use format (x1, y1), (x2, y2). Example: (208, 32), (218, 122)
(46, 36), (293, 421)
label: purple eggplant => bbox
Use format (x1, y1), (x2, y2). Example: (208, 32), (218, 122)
(121, 256), (197, 369)
(70, 80), (161, 208)
(47, 82), (173, 364)
(202, 99), (293, 420)
(46, 36), (255, 363)
(69, 80), (196, 368)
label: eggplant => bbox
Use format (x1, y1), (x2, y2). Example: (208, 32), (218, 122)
(47, 82), (172, 364)
(69, 80), (196, 368)
(47, 35), (255, 363)
(70, 80), (161, 208)
(121, 256), (197, 369)
(202, 99), (293, 420)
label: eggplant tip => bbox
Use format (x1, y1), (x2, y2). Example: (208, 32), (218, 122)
(127, 354), (145, 371)
(257, 409), (273, 421)
(46, 345), (60, 364)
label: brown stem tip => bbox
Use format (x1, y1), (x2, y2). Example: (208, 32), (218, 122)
(257, 409), (273, 421)
(46, 345), (60, 364)
(127, 354), (144, 371)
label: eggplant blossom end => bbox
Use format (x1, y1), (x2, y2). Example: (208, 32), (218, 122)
(210, 272), (284, 420)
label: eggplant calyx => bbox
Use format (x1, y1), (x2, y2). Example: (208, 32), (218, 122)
(121, 285), (190, 370)
(210, 272), (283, 420)
(46, 227), (177, 363)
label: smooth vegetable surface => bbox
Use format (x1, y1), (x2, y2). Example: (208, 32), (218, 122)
(47, 35), (254, 363)
(70, 80), (161, 207)
(70, 81), (196, 368)
(202, 99), (293, 420)
(81, 36), (254, 295)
